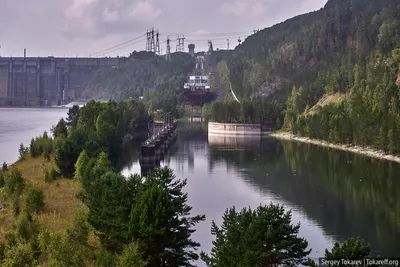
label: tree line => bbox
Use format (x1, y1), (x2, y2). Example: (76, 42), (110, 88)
(206, 99), (284, 125)
(284, 48), (400, 155)
(225, 0), (400, 100)
(214, 0), (400, 156)
(0, 166), (373, 266)
(82, 51), (195, 114)
(0, 101), (376, 266)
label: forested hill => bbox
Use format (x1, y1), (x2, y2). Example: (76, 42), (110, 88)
(226, 0), (400, 100)
(222, 0), (400, 155)
(80, 51), (195, 110)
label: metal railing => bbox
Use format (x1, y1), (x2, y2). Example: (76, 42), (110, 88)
(144, 114), (176, 146)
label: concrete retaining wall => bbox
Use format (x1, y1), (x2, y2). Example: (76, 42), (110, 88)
(208, 122), (262, 135)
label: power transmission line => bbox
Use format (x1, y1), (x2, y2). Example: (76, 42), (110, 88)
(94, 38), (146, 56)
(90, 29), (254, 57)
(185, 35), (246, 42)
(164, 31), (252, 37)
(92, 33), (146, 56)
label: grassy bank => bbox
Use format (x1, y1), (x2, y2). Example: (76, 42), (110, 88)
(0, 156), (86, 236)
(270, 131), (400, 164)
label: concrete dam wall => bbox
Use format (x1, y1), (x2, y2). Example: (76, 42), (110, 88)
(0, 56), (119, 107)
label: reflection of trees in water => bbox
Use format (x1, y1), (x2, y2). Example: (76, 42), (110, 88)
(208, 138), (400, 256)
(117, 138), (144, 171)
(169, 124), (208, 172)
(281, 141), (400, 244)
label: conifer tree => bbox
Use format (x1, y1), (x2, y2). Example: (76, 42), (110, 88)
(128, 167), (205, 267)
(86, 172), (133, 252)
(201, 203), (311, 267)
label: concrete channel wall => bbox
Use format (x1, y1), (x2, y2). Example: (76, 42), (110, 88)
(208, 122), (262, 135)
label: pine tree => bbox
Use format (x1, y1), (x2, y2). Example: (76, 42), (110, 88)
(325, 237), (370, 261)
(66, 105), (80, 128)
(128, 167), (205, 267)
(52, 119), (68, 138)
(91, 152), (113, 180)
(54, 138), (79, 178)
(18, 144), (28, 161)
(29, 138), (38, 158)
(119, 242), (147, 267)
(201, 203), (311, 267)
(86, 172), (134, 252)
(74, 150), (90, 187)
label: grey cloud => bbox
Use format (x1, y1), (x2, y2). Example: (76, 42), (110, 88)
(0, 0), (327, 57)
(61, 0), (162, 39)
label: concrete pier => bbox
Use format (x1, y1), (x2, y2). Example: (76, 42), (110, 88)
(139, 121), (178, 176)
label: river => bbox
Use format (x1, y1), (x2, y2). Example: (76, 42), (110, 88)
(1, 109), (399, 263)
(123, 124), (400, 263)
(0, 108), (67, 164)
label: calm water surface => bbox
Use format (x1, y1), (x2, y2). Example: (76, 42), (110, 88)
(0, 108), (67, 164)
(2, 109), (399, 264)
(123, 124), (400, 265)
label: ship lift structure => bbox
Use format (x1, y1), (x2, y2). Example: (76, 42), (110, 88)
(183, 75), (211, 122)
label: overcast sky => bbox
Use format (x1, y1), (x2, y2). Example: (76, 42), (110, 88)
(0, 0), (327, 58)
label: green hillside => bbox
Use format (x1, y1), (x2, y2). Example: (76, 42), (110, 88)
(223, 0), (400, 154)
(227, 0), (399, 100)
(80, 51), (195, 110)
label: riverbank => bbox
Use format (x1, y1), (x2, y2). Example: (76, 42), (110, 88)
(270, 131), (400, 164)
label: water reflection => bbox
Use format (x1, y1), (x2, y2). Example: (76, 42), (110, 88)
(208, 133), (261, 150)
(278, 141), (400, 256)
(123, 124), (400, 263)
(124, 125), (332, 263)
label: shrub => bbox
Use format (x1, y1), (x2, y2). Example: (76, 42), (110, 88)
(44, 168), (60, 183)
(43, 233), (85, 267)
(50, 168), (60, 180)
(4, 232), (17, 249)
(119, 242), (147, 267)
(38, 231), (51, 251)
(17, 215), (31, 241)
(12, 196), (20, 217)
(66, 212), (89, 245)
(0, 173), (5, 188)
(5, 170), (24, 196)
(0, 242), (5, 261)
(325, 237), (370, 260)
(30, 134), (54, 159)
(43, 149), (51, 161)
(94, 249), (118, 267)
(2, 162), (7, 171)
(43, 168), (51, 183)
(16, 214), (41, 241)
(2, 242), (37, 267)
(25, 189), (45, 214)
(18, 143), (29, 161)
